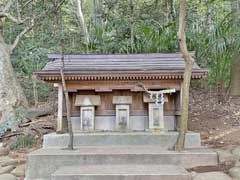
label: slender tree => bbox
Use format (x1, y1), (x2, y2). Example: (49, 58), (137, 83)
(72, 0), (90, 45)
(130, 0), (135, 51)
(230, 54), (240, 96)
(170, 0), (176, 21)
(175, 0), (194, 151)
(60, 41), (74, 150)
(32, 75), (38, 107)
(54, 0), (74, 149)
(93, 0), (103, 25)
(229, 0), (240, 96)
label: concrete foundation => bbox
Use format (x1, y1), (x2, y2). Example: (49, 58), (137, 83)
(52, 165), (191, 180)
(25, 122), (217, 180)
(71, 115), (176, 132)
(42, 132), (201, 149)
(25, 146), (218, 180)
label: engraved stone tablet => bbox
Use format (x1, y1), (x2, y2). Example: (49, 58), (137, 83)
(148, 103), (164, 130)
(80, 106), (95, 131)
(115, 105), (130, 131)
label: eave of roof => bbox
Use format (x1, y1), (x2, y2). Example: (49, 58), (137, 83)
(34, 70), (209, 81)
(35, 53), (208, 81)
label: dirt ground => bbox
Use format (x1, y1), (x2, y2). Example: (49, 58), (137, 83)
(189, 87), (240, 148)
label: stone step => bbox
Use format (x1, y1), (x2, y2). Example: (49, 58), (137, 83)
(43, 132), (201, 149)
(51, 165), (191, 180)
(25, 146), (218, 180)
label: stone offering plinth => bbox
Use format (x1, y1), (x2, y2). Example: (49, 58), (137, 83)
(42, 132), (201, 149)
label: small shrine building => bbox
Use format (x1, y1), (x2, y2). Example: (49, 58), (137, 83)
(35, 53), (208, 133)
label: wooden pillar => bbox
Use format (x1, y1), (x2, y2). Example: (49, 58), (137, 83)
(56, 83), (64, 133)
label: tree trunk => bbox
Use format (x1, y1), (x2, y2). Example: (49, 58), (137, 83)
(32, 75), (38, 107)
(229, 0), (240, 96)
(130, 0), (135, 51)
(175, 0), (194, 151)
(170, 0), (176, 21)
(60, 68), (74, 150)
(230, 54), (240, 96)
(0, 40), (28, 122)
(163, 0), (170, 25)
(73, 0), (90, 45)
(231, 0), (240, 24)
(60, 41), (74, 150)
(93, 0), (102, 25)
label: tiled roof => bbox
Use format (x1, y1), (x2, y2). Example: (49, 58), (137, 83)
(35, 53), (208, 81)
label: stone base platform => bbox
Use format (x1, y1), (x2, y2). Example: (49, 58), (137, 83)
(25, 146), (218, 180)
(52, 165), (191, 180)
(43, 132), (201, 149)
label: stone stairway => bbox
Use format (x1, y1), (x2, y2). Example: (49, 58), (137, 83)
(25, 146), (218, 180)
(52, 165), (191, 180)
(25, 132), (218, 180)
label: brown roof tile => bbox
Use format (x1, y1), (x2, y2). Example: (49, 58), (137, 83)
(35, 53), (208, 81)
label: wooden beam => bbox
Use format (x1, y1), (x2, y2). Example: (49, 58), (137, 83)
(56, 83), (64, 133)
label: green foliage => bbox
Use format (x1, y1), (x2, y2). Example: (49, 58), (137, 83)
(2, 0), (239, 103)
(10, 135), (36, 150)
(190, 15), (240, 88)
(20, 76), (54, 104)
(134, 21), (178, 53)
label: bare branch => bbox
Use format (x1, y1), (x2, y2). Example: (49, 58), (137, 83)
(21, 0), (34, 12)
(2, 0), (14, 13)
(10, 21), (35, 53)
(16, 0), (21, 22)
(0, 12), (28, 24)
(56, 0), (67, 11)
(10, 0), (66, 52)
(0, 0), (30, 24)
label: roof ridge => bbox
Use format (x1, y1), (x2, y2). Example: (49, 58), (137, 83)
(47, 52), (195, 59)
